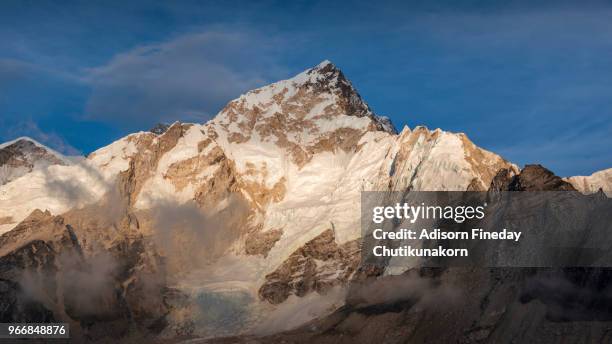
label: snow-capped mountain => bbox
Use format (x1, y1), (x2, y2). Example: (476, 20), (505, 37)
(0, 137), (71, 186)
(0, 61), (610, 341)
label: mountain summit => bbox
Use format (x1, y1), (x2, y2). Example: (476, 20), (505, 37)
(216, 60), (394, 130)
(212, 61), (395, 163)
(0, 137), (69, 185)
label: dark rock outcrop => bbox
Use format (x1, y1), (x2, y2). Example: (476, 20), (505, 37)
(245, 228), (283, 257)
(491, 164), (576, 191)
(259, 229), (360, 304)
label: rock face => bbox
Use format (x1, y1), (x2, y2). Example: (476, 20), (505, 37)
(212, 60), (395, 170)
(0, 204), (170, 341)
(244, 228), (283, 257)
(0, 61), (610, 341)
(259, 229), (360, 304)
(0, 138), (68, 186)
(491, 164), (576, 191)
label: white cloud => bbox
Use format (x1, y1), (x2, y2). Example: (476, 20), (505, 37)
(82, 30), (288, 129)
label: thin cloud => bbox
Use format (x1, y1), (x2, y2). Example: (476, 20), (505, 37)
(81, 30), (288, 129)
(0, 118), (81, 156)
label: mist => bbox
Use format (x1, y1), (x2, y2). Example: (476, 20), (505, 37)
(349, 269), (460, 311)
(149, 194), (250, 276)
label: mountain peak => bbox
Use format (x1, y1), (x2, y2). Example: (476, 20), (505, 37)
(0, 137), (72, 161)
(0, 136), (69, 185)
(316, 59), (333, 68)
(208, 61), (396, 165)
(0, 136), (39, 150)
(291, 60), (358, 99)
(213, 61), (395, 147)
(308, 59), (350, 77)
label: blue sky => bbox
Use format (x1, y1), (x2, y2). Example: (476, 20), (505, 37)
(1, 0), (611, 176)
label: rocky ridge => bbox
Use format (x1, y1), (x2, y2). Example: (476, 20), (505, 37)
(565, 167), (612, 196)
